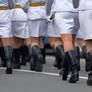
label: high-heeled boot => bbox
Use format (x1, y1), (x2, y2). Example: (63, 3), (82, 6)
(75, 46), (81, 71)
(4, 46), (13, 74)
(32, 45), (43, 72)
(12, 48), (21, 69)
(54, 45), (64, 69)
(67, 50), (79, 83)
(86, 51), (92, 86)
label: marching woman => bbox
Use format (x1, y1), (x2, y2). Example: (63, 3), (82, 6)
(0, 0), (13, 74)
(50, 0), (80, 83)
(47, 20), (64, 70)
(47, 0), (64, 70)
(79, 0), (92, 86)
(27, 0), (47, 72)
(11, 0), (29, 69)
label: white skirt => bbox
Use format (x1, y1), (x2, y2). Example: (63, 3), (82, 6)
(47, 19), (61, 37)
(79, 10), (92, 40)
(12, 21), (29, 39)
(0, 22), (12, 38)
(54, 12), (79, 35)
(28, 19), (47, 37)
(0, 10), (12, 38)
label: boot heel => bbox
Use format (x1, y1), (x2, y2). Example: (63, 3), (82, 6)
(6, 68), (12, 74)
(35, 54), (43, 72)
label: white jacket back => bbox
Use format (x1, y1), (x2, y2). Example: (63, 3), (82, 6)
(53, 0), (78, 12)
(11, 0), (27, 21)
(79, 0), (92, 10)
(27, 0), (47, 20)
(0, 0), (11, 23)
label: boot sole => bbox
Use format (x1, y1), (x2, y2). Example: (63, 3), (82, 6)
(30, 65), (36, 71)
(69, 77), (79, 83)
(6, 68), (12, 74)
(87, 80), (92, 86)
(35, 55), (43, 72)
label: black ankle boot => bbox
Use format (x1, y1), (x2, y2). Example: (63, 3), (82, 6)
(12, 48), (21, 69)
(67, 50), (79, 83)
(32, 45), (43, 72)
(4, 46), (12, 74)
(75, 46), (81, 71)
(86, 51), (92, 86)
(54, 45), (64, 69)
(0, 47), (6, 67)
(41, 48), (46, 64)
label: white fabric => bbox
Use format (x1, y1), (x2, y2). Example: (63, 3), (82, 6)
(79, 10), (92, 40)
(79, 0), (92, 10)
(54, 12), (79, 35)
(0, 22), (12, 38)
(0, 0), (8, 7)
(0, 0), (12, 38)
(52, 0), (78, 12)
(0, 10), (11, 23)
(11, 8), (27, 21)
(11, 0), (29, 38)
(27, 0), (47, 20)
(28, 19), (47, 37)
(47, 19), (60, 37)
(12, 21), (29, 38)
(11, 0), (28, 21)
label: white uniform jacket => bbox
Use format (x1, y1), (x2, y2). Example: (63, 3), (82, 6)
(27, 0), (47, 20)
(11, 0), (27, 21)
(0, 0), (11, 23)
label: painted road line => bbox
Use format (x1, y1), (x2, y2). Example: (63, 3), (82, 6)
(0, 67), (88, 80)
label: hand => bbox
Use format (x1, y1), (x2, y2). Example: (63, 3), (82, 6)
(50, 13), (55, 20)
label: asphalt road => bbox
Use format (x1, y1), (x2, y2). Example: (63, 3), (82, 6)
(0, 56), (92, 92)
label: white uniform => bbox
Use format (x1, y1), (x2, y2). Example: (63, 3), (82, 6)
(28, 0), (47, 37)
(79, 0), (92, 40)
(50, 0), (79, 35)
(47, 0), (60, 37)
(0, 0), (12, 38)
(11, 0), (29, 38)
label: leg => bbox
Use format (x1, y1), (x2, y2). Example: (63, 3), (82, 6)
(85, 40), (92, 86)
(74, 36), (81, 71)
(0, 39), (6, 67)
(20, 39), (31, 65)
(12, 37), (23, 69)
(39, 37), (46, 64)
(61, 34), (79, 83)
(1, 38), (12, 74)
(29, 37), (43, 72)
(48, 37), (64, 70)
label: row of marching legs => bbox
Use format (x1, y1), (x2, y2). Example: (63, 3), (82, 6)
(47, 36), (90, 84)
(53, 44), (87, 83)
(1, 38), (92, 85)
(0, 44), (46, 73)
(12, 45), (45, 72)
